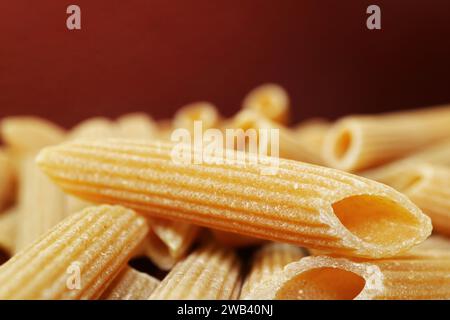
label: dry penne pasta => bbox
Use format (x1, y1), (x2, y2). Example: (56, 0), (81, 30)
(212, 230), (265, 248)
(242, 84), (290, 124)
(144, 219), (200, 270)
(149, 244), (241, 299)
(0, 116), (66, 154)
(15, 155), (68, 252)
(362, 138), (450, 185)
(173, 102), (220, 131)
(37, 139), (432, 258)
(101, 267), (160, 300)
(322, 106), (450, 171)
(116, 113), (156, 139)
(231, 109), (320, 164)
(245, 252), (450, 300)
(293, 118), (330, 165)
(0, 150), (15, 210)
(392, 164), (450, 236)
(0, 207), (18, 255)
(68, 117), (117, 140)
(240, 243), (306, 299)
(0, 205), (148, 299)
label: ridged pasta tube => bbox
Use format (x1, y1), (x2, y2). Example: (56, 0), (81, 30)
(0, 205), (148, 299)
(322, 107), (450, 171)
(36, 139), (432, 258)
(149, 244), (241, 299)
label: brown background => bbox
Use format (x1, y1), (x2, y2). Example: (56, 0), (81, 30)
(1, 0), (450, 127)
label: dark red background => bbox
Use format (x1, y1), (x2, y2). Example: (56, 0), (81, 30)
(1, 1), (450, 127)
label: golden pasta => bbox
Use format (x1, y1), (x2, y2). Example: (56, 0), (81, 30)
(231, 109), (321, 164)
(240, 243), (306, 299)
(293, 118), (330, 165)
(0, 116), (66, 154)
(322, 106), (450, 171)
(37, 139), (431, 258)
(0, 207), (18, 255)
(245, 251), (450, 300)
(173, 102), (220, 131)
(68, 117), (117, 140)
(149, 244), (241, 299)
(0, 205), (148, 299)
(101, 267), (160, 300)
(242, 83), (290, 124)
(362, 138), (450, 184)
(116, 113), (156, 140)
(391, 164), (450, 236)
(15, 155), (68, 252)
(144, 219), (200, 271)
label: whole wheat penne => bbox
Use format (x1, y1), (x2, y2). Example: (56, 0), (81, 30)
(0, 205), (148, 299)
(15, 155), (68, 252)
(393, 164), (450, 236)
(246, 252), (450, 300)
(0, 150), (15, 210)
(0, 116), (66, 154)
(149, 244), (241, 299)
(144, 219), (199, 270)
(231, 110), (320, 164)
(322, 106), (450, 171)
(0, 207), (18, 255)
(242, 84), (290, 124)
(362, 138), (450, 184)
(293, 118), (330, 165)
(66, 117), (119, 214)
(116, 113), (156, 139)
(173, 102), (220, 131)
(240, 243), (306, 299)
(37, 139), (432, 258)
(212, 230), (265, 248)
(101, 267), (160, 300)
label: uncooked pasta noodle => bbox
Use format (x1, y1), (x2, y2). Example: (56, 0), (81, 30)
(37, 138), (431, 258)
(149, 244), (241, 299)
(0, 205), (148, 299)
(0, 150), (14, 210)
(240, 243), (306, 298)
(245, 252), (450, 300)
(116, 113), (156, 139)
(0, 207), (18, 255)
(173, 102), (220, 131)
(242, 83), (290, 124)
(101, 267), (160, 300)
(322, 106), (450, 171)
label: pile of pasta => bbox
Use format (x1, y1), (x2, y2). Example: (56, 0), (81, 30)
(0, 83), (449, 300)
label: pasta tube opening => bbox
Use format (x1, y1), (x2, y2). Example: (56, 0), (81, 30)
(332, 195), (424, 247)
(275, 267), (366, 300)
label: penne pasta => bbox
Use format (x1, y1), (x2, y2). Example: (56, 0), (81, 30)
(0, 116), (66, 154)
(15, 155), (68, 252)
(37, 139), (432, 258)
(0, 207), (18, 255)
(173, 102), (220, 131)
(68, 117), (117, 140)
(240, 243), (306, 299)
(231, 109), (320, 164)
(322, 106), (450, 171)
(0, 205), (148, 299)
(144, 220), (200, 271)
(245, 252), (450, 300)
(116, 113), (156, 140)
(0, 150), (15, 210)
(362, 138), (450, 185)
(101, 267), (160, 300)
(293, 118), (330, 165)
(212, 230), (265, 248)
(391, 164), (450, 236)
(149, 244), (241, 299)
(242, 84), (290, 124)
(411, 235), (450, 252)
